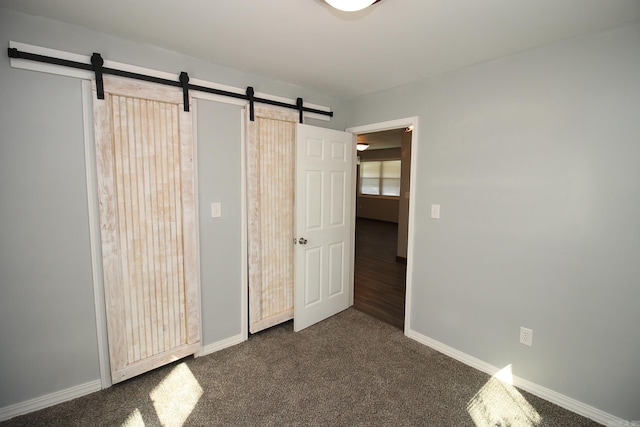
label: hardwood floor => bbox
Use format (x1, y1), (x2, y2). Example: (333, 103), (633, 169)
(353, 218), (406, 330)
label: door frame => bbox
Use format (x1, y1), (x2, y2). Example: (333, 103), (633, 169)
(82, 81), (112, 388)
(346, 117), (419, 333)
(237, 116), (419, 336)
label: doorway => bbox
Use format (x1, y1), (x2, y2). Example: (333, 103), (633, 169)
(347, 118), (418, 332)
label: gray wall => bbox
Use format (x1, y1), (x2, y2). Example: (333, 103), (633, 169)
(349, 22), (640, 420)
(0, 54), (99, 408)
(3, 5), (639, 422)
(0, 8), (349, 409)
(196, 100), (243, 345)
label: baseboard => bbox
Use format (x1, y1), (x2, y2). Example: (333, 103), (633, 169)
(1, 334), (246, 422)
(0, 379), (101, 422)
(405, 329), (630, 427)
(198, 333), (246, 357)
(1, 333), (629, 425)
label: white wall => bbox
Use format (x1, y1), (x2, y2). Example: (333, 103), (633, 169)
(349, 22), (640, 421)
(0, 7), (350, 412)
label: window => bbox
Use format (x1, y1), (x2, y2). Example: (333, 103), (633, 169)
(360, 160), (401, 196)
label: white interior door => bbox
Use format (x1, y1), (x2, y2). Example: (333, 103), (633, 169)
(294, 124), (355, 332)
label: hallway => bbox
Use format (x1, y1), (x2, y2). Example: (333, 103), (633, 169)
(353, 218), (406, 330)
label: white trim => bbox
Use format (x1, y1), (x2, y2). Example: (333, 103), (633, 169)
(346, 117), (419, 333)
(82, 80), (112, 389)
(253, 91), (331, 122)
(9, 41), (331, 121)
(240, 109), (249, 341)
(405, 329), (630, 427)
(348, 133), (357, 306)
(10, 41), (95, 80)
(347, 117), (418, 135)
(199, 333), (246, 357)
(406, 330), (499, 375)
(191, 99), (204, 357)
(0, 380), (101, 422)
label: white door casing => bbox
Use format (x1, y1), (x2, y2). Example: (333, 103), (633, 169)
(93, 76), (201, 384)
(346, 117), (419, 333)
(294, 124), (355, 332)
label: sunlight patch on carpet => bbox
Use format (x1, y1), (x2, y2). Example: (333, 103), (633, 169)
(150, 362), (203, 427)
(121, 408), (145, 427)
(467, 365), (541, 427)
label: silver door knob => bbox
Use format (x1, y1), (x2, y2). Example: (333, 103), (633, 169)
(298, 237), (308, 245)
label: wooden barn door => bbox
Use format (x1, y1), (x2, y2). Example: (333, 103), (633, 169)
(246, 107), (298, 333)
(93, 76), (200, 384)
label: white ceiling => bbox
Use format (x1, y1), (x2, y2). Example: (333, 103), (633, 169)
(3, 0), (640, 100)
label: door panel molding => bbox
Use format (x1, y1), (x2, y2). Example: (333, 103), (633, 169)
(294, 124), (354, 332)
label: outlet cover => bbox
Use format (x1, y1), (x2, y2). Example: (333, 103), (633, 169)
(520, 327), (533, 346)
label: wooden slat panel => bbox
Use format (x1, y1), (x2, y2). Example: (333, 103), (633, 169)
(132, 96), (143, 361)
(179, 102), (199, 345)
(111, 95), (138, 364)
(110, 93), (187, 363)
(142, 101), (153, 356)
(94, 90), (128, 373)
(143, 99), (160, 358)
(95, 76), (200, 384)
(156, 101), (170, 353)
(247, 107), (297, 333)
(162, 102), (174, 352)
(168, 103), (183, 350)
(258, 117), (295, 319)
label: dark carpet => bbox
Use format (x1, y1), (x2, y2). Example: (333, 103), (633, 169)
(1, 309), (600, 426)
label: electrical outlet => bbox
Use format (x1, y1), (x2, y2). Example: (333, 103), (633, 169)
(520, 327), (533, 346)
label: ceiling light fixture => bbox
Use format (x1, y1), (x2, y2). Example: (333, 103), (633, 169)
(325, 0), (380, 12)
(356, 143), (369, 151)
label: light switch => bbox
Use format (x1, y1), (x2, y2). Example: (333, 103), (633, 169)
(431, 204), (440, 219)
(211, 202), (222, 218)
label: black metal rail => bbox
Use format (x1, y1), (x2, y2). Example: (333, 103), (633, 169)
(7, 47), (333, 122)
